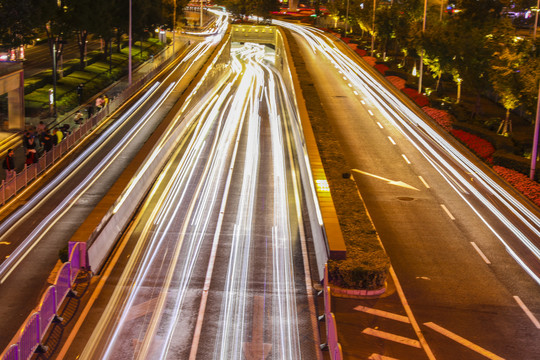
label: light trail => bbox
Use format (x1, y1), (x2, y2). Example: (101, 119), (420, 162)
(276, 20), (540, 284)
(80, 40), (309, 359)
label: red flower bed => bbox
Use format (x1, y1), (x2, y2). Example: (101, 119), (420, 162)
(342, 37), (351, 43)
(348, 43), (358, 50)
(385, 76), (406, 90)
(374, 64), (389, 75)
(355, 48), (367, 56)
(402, 87), (430, 107)
(422, 106), (454, 132)
(450, 129), (495, 162)
(493, 166), (540, 206)
(362, 56), (376, 66)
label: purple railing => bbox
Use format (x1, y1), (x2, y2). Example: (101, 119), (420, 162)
(0, 242), (87, 360)
(319, 263), (343, 360)
(0, 42), (182, 207)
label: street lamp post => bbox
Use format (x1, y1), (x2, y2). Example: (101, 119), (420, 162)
(530, 84), (540, 180)
(173, 0), (177, 53)
(534, 0), (539, 41)
(345, 0), (350, 34)
(371, 0), (376, 57)
(418, 0), (427, 93)
(128, 0), (132, 85)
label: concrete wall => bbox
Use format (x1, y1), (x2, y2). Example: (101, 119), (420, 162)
(0, 64), (24, 130)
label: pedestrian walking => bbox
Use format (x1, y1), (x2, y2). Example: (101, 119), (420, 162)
(77, 83), (84, 105)
(54, 128), (64, 143)
(87, 104), (94, 119)
(42, 130), (53, 152)
(95, 96), (104, 111)
(74, 111), (84, 124)
(25, 148), (37, 165)
(2, 149), (16, 180)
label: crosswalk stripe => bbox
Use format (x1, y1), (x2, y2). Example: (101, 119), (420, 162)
(424, 322), (505, 360)
(362, 327), (421, 348)
(354, 305), (410, 323)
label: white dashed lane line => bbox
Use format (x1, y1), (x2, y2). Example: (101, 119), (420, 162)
(440, 204), (455, 220)
(513, 296), (540, 329)
(388, 136), (396, 145)
(470, 242), (491, 265)
(401, 154), (411, 164)
(418, 176), (430, 189)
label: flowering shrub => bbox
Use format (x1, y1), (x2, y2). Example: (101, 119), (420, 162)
(451, 129), (495, 162)
(402, 87), (430, 107)
(362, 56), (376, 66)
(374, 64), (389, 75)
(422, 106), (454, 132)
(355, 48), (367, 56)
(385, 76), (406, 90)
(493, 166), (540, 206)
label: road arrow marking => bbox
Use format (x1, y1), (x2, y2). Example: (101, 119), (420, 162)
(352, 169), (420, 191)
(362, 327), (421, 348)
(424, 322), (505, 360)
(243, 296), (272, 360)
(369, 354), (400, 360)
(354, 305), (410, 323)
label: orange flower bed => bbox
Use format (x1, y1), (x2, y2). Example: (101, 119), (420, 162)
(362, 56), (376, 66)
(374, 64), (389, 75)
(450, 129), (495, 163)
(493, 166), (540, 206)
(385, 76), (406, 90)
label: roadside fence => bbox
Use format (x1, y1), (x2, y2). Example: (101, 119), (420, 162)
(319, 263), (343, 360)
(0, 241), (86, 360)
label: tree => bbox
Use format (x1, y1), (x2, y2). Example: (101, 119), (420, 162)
(0, 0), (43, 48)
(489, 47), (523, 134)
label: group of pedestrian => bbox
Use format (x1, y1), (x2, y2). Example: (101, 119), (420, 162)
(1, 123), (73, 180)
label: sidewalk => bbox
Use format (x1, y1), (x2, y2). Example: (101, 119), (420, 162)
(0, 37), (190, 183)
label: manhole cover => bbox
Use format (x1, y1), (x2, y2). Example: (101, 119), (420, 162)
(397, 197), (414, 201)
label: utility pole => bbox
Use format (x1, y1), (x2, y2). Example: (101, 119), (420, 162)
(173, 0), (177, 53)
(530, 84), (540, 180)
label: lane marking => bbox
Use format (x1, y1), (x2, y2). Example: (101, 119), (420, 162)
(362, 327), (421, 348)
(369, 354), (400, 360)
(361, 100), (366, 105)
(368, 109), (374, 116)
(401, 154), (411, 164)
(513, 296), (540, 329)
(470, 242), (491, 264)
(389, 267), (436, 359)
(125, 297), (158, 321)
(353, 90), (359, 95)
(418, 176), (430, 189)
(388, 136), (396, 145)
(342, 76), (347, 80)
(354, 305), (410, 323)
(377, 122), (383, 129)
(0, 242), (10, 245)
(424, 322), (505, 360)
(348, 83), (353, 87)
(440, 204), (455, 220)
(353, 169), (419, 191)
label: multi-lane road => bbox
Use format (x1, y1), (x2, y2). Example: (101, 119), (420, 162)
(277, 21), (540, 359)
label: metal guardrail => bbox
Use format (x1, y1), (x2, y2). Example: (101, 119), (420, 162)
(319, 263), (343, 360)
(0, 242), (86, 360)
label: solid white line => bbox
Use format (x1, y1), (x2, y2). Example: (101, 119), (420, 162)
(440, 204), (456, 220)
(389, 267), (436, 359)
(388, 136), (396, 145)
(401, 154), (411, 164)
(354, 305), (410, 323)
(470, 242), (491, 264)
(377, 122), (383, 129)
(368, 109), (374, 116)
(363, 328), (421, 348)
(424, 322), (505, 360)
(513, 296), (540, 329)
(418, 176), (430, 189)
